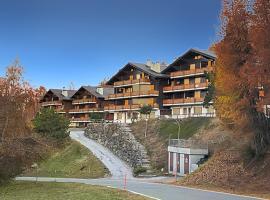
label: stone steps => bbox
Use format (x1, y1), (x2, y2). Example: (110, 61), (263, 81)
(120, 123), (151, 169)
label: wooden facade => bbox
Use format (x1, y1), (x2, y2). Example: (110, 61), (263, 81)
(162, 49), (216, 118)
(105, 62), (168, 123)
(40, 89), (75, 116)
(41, 48), (217, 124)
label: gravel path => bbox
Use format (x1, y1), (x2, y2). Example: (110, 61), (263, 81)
(70, 130), (133, 179)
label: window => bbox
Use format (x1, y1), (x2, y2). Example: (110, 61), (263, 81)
(173, 108), (180, 115)
(117, 113), (122, 120)
(194, 106), (202, 114)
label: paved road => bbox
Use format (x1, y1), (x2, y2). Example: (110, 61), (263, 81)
(16, 177), (260, 200)
(16, 130), (261, 200)
(70, 130), (133, 179)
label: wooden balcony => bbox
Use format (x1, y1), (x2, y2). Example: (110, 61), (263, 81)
(170, 67), (213, 78)
(163, 82), (208, 92)
(71, 117), (91, 122)
(69, 107), (102, 113)
(163, 97), (204, 105)
(55, 107), (66, 113)
(114, 78), (150, 87)
(41, 101), (62, 107)
(107, 90), (159, 100)
(104, 103), (159, 111)
(72, 98), (96, 105)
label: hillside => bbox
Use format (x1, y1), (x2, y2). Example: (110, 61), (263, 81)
(23, 141), (108, 178)
(131, 118), (270, 199)
(179, 119), (270, 199)
(130, 118), (211, 171)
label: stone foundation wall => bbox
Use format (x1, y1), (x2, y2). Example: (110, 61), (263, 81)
(85, 123), (149, 169)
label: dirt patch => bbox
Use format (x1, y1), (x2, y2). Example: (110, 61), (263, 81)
(177, 119), (270, 199)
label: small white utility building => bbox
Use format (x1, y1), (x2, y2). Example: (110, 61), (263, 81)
(168, 139), (208, 176)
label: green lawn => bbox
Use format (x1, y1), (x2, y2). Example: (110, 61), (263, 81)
(0, 181), (149, 200)
(159, 117), (211, 139)
(23, 141), (108, 178)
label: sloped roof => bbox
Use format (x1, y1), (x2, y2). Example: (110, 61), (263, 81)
(162, 48), (216, 73)
(72, 86), (114, 99)
(107, 62), (168, 84)
(42, 89), (76, 101)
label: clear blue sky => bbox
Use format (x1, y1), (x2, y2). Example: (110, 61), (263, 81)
(0, 0), (221, 89)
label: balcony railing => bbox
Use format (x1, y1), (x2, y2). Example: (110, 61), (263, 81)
(104, 103), (159, 111)
(72, 98), (96, 104)
(41, 101), (62, 107)
(163, 97), (204, 105)
(107, 90), (159, 99)
(114, 78), (150, 87)
(170, 67), (213, 78)
(169, 139), (208, 149)
(55, 108), (66, 113)
(163, 82), (208, 92)
(69, 107), (102, 113)
(71, 117), (91, 122)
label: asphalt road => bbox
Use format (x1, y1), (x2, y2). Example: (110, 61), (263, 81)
(16, 177), (261, 200)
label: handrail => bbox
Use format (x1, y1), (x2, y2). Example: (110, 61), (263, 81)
(41, 101), (62, 106)
(164, 82), (208, 91)
(72, 98), (96, 104)
(170, 66), (213, 78)
(107, 90), (159, 99)
(114, 78), (150, 86)
(169, 139), (208, 149)
(104, 103), (159, 111)
(163, 97), (204, 104)
(69, 107), (101, 112)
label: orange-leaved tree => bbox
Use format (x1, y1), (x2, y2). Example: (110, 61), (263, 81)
(214, 0), (270, 155)
(214, 0), (251, 127)
(0, 60), (46, 141)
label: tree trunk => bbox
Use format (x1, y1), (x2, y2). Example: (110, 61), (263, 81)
(2, 116), (9, 142)
(144, 119), (148, 138)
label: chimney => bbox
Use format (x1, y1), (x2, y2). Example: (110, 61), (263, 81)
(146, 60), (167, 73)
(96, 87), (104, 95)
(62, 87), (68, 97)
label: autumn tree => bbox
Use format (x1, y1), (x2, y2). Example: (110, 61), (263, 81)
(246, 0), (270, 155)
(0, 60), (45, 141)
(214, 0), (251, 127)
(213, 0), (270, 155)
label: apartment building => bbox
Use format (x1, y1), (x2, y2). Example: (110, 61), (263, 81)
(162, 49), (216, 118)
(40, 89), (76, 116)
(105, 62), (168, 123)
(69, 85), (114, 127)
(40, 48), (217, 123)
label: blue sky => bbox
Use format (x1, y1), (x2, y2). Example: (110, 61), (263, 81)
(0, 0), (221, 89)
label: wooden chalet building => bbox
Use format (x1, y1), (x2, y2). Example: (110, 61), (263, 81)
(40, 89), (76, 116)
(69, 85), (114, 127)
(162, 49), (216, 118)
(105, 62), (168, 123)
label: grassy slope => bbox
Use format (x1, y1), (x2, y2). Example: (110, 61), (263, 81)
(23, 141), (107, 178)
(159, 118), (211, 139)
(130, 118), (211, 171)
(0, 181), (149, 200)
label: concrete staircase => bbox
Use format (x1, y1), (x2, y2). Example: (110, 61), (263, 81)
(120, 124), (151, 169)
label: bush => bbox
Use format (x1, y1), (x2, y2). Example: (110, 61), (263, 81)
(89, 112), (104, 120)
(33, 108), (70, 139)
(133, 166), (147, 177)
(243, 145), (256, 162)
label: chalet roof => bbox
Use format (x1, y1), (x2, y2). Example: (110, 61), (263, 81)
(72, 86), (113, 99)
(42, 89), (76, 101)
(162, 48), (216, 73)
(107, 62), (168, 84)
